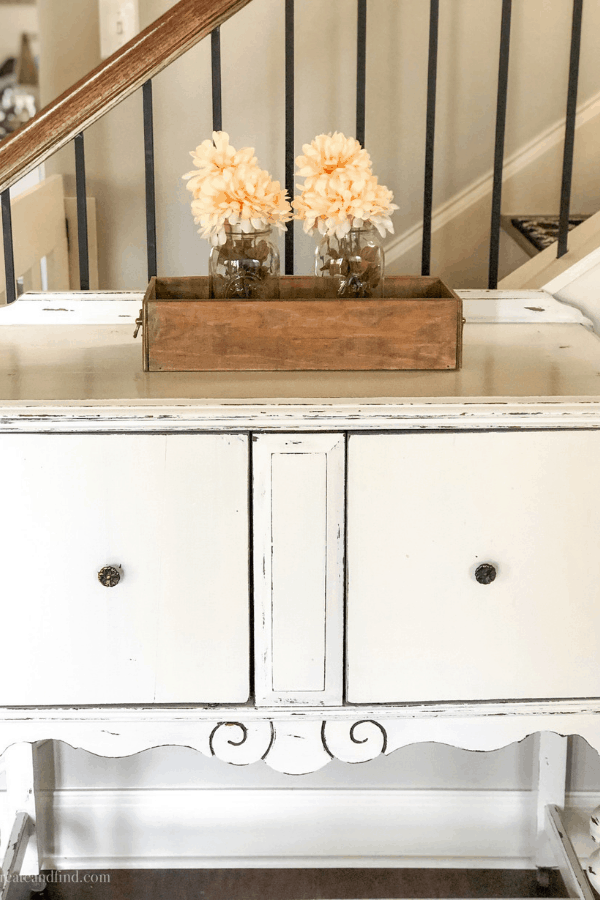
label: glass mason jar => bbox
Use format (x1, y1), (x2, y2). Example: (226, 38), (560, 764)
(315, 225), (384, 298)
(209, 227), (280, 299)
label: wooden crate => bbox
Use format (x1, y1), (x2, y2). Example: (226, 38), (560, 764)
(140, 275), (463, 372)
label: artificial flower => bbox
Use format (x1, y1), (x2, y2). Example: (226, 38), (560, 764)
(295, 131), (371, 190)
(293, 131), (397, 239)
(183, 132), (292, 245)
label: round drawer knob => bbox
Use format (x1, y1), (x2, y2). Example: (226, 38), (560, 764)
(98, 565), (122, 587)
(475, 563), (497, 585)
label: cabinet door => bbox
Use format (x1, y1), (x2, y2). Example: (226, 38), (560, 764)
(347, 431), (600, 703)
(0, 433), (249, 705)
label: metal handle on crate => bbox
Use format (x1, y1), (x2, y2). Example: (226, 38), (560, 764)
(133, 310), (143, 338)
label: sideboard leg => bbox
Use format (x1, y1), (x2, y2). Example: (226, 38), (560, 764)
(0, 743), (44, 895)
(545, 804), (596, 900)
(1, 811), (36, 900)
(534, 732), (568, 870)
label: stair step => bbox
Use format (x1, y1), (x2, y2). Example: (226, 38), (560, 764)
(501, 215), (590, 258)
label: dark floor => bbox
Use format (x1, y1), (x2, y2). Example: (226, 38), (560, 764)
(36, 867), (569, 899)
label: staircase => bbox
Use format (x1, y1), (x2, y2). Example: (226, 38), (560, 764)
(496, 206), (600, 333)
(2, 0), (600, 305)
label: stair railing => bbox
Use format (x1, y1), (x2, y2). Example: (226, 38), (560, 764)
(0, 0), (253, 302)
(0, 0), (589, 303)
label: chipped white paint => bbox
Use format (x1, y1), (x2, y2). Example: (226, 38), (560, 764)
(458, 289), (592, 326)
(346, 430), (600, 703)
(1, 744), (39, 879)
(0, 811), (34, 900)
(0, 294), (140, 323)
(208, 722), (273, 766)
(1, 293), (600, 881)
(262, 721), (332, 774)
(253, 434), (345, 706)
(534, 733), (568, 868)
(2, 288), (589, 325)
(546, 804), (596, 900)
(5, 401), (600, 434)
(0, 433), (250, 705)
(0, 710), (600, 775)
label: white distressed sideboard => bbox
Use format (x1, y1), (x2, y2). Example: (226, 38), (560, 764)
(1, 289), (600, 898)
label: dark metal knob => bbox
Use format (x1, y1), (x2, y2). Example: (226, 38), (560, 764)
(98, 565), (122, 587)
(475, 563), (497, 585)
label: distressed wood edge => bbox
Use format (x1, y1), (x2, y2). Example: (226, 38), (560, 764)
(142, 279), (154, 372)
(0, 811), (34, 900)
(1, 705), (600, 773)
(545, 805), (597, 900)
(1, 696), (600, 723)
(0, 0), (254, 194)
(142, 274), (462, 302)
(253, 434), (345, 706)
(3, 400), (600, 432)
(144, 294), (463, 305)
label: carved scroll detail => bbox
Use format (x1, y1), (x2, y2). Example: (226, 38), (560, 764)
(209, 721), (274, 766)
(206, 718), (389, 773)
(322, 719), (388, 764)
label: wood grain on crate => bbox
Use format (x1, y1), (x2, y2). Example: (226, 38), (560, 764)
(143, 276), (463, 372)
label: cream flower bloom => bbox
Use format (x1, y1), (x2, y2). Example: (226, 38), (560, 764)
(293, 132), (397, 238)
(295, 132), (371, 191)
(293, 157), (398, 239)
(183, 132), (292, 245)
(183, 131), (257, 200)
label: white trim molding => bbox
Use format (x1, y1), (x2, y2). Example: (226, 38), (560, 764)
(35, 787), (537, 870)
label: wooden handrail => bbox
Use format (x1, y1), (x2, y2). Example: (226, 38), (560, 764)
(0, 0), (253, 195)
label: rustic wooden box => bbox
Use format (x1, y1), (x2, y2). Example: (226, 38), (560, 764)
(140, 275), (463, 372)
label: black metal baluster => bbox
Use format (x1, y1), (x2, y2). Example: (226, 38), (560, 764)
(356, 0), (367, 147)
(1, 189), (16, 304)
(74, 132), (90, 291)
(558, 0), (584, 259)
(211, 27), (223, 132)
(488, 0), (512, 290)
(285, 0), (294, 275)
(143, 80), (158, 281)
(422, 0), (439, 277)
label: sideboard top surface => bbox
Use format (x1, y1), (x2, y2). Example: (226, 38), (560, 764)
(1, 292), (600, 423)
(0, 321), (599, 403)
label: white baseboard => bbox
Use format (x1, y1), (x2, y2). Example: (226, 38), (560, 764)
(0, 787), (592, 870)
(34, 787), (536, 870)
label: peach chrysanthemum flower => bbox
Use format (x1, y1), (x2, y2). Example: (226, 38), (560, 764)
(293, 132), (397, 239)
(183, 131), (257, 199)
(183, 132), (292, 245)
(295, 132), (371, 191)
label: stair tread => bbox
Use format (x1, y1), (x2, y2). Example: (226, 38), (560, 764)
(503, 215), (590, 257)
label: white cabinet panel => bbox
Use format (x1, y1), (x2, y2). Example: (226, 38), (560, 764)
(253, 434), (345, 706)
(347, 431), (600, 703)
(154, 434), (249, 703)
(0, 433), (249, 705)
